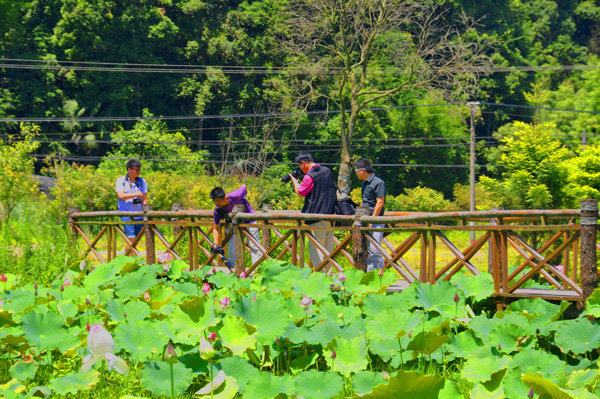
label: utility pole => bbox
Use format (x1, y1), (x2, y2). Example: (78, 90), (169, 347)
(467, 102), (480, 243)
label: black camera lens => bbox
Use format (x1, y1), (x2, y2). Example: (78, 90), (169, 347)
(281, 166), (304, 183)
(132, 197), (141, 204)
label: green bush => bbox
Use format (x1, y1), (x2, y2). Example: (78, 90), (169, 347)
(391, 186), (456, 212)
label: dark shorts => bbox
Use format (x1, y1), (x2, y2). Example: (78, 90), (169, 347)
(121, 217), (143, 239)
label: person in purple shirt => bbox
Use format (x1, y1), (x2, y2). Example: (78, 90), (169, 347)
(210, 185), (261, 266)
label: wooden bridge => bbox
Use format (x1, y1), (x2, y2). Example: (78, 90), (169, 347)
(67, 199), (599, 308)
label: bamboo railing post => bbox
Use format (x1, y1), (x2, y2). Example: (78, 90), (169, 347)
(67, 206), (80, 245)
(352, 206), (370, 272)
(144, 204), (156, 265)
(171, 203), (184, 238)
(488, 207), (502, 274)
(232, 204), (246, 276)
(262, 204), (273, 252)
(580, 199), (598, 301)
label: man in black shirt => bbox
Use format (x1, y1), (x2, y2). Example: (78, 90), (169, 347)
(354, 158), (386, 271)
(289, 151), (337, 273)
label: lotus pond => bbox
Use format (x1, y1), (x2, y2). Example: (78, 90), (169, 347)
(1, 256), (600, 398)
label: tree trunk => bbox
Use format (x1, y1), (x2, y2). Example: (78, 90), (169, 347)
(338, 108), (358, 196)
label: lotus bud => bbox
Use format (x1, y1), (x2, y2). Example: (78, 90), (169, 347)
(453, 293), (460, 303)
(409, 332), (413, 338)
(34, 289), (38, 296)
(144, 291), (151, 302)
(34, 282), (38, 289)
(60, 285), (64, 292)
(82, 324), (129, 375)
(86, 322), (91, 331)
(383, 370), (390, 382)
(338, 313), (344, 319)
(86, 297), (91, 305)
(164, 341), (178, 365)
(124, 312), (127, 318)
(338, 299), (342, 304)
(207, 333), (217, 342)
(202, 283), (210, 294)
(171, 285), (175, 290)
(497, 344), (502, 351)
(284, 351), (287, 356)
(275, 336), (279, 343)
(331, 350), (336, 359)
(300, 295), (313, 308)
(199, 337), (215, 360)
(64, 279), (71, 287)
(378, 268), (384, 277)
(219, 297), (230, 308)
(0, 274), (7, 282)
(528, 387), (534, 398)
(337, 272), (346, 282)
(240, 271), (247, 279)
(211, 267), (216, 274)
(253, 296), (257, 301)
(195, 277), (199, 283)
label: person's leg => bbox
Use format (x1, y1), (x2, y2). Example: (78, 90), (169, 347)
(225, 226), (236, 263)
(122, 217), (136, 239)
(309, 221), (333, 273)
(367, 224), (385, 272)
(323, 223), (334, 274)
(247, 227), (262, 265)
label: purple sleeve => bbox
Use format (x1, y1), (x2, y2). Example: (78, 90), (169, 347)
(228, 185), (247, 200)
(213, 209), (221, 225)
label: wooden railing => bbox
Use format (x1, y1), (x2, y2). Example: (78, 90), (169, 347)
(67, 199), (599, 307)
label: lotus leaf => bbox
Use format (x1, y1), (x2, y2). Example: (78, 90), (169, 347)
(47, 370), (99, 395)
(21, 310), (80, 353)
(352, 370), (387, 395)
(452, 272), (494, 302)
(172, 281), (199, 296)
(179, 351), (209, 374)
(114, 321), (168, 363)
(412, 281), (464, 317)
(0, 273), (17, 291)
(368, 337), (408, 362)
(468, 314), (504, 343)
(324, 336), (368, 377)
(488, 323), (526, 353)
(146, 285), (176, 310)
(312, 319), (364, 345)
(555, 319), (600, 355)
(360, 292), (413, 315)
(0, 378), (26, 398)
(568, 369), (600, 390)
(83, 261), (122, 289)
(166, 259), (189, 277)
(170, 296), (218, 344)
(318, 297), (362, 325)
(59, 286), (89, 301)
(196, 373), (239, 399)
(522, 373), (576, 399)
(9, 361), (37, 381)
(365, 308), (420, 342)
(115, 269), (157, 298)
(140, 361), (193, 397)
(243, 372), (294, 399)
(27, 386), (52, 398)
(470, 383), (505, 399)
(220, 355), (261, 393)
(295, 369), (344, 399)
(444, 330), (483, 360)
(209, 272), (240, 289)
(351, 370), (446, 399)
(289, 352), (318, 374)
(105, 298), (150, 323)
(406, 331), (449, 355)
(219, 316), (257, 355)
(585, 288), (600, 317)
(354, 270), (397, 295)
(234, 296), (289, 345)
(1, 290), (35, 314)
(291, 271), (333, 301)
(512, 348), (567, 376)
(461, 356), (511, 384)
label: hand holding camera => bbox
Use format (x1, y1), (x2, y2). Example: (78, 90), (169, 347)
(281, 166), (305, 183)
(132, 192), (143, 205)
(210, 244), (225, 256)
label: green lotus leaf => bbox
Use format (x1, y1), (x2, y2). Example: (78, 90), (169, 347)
(243, 372), (294, 399)
(361, 292), (413, 316)
(470, 383), (505, 399)
(318, 298), (362, 325)
(568, 369), (600, 390)
(27, 386), (53, 398)
(179, 352), (208, 374)
(354, 270), (397, 295)
(105, 298), (151, 324)
(352, 371), (386, 395)
(461, 356), (512, 384)
(0, 310), (16, 327)
(219, 316), (257, 355)
(0, 327), (25, 346)
(283, 321), (319, 344)
(47, 370), (99, 395)
(365, 308), (420, 342)
(488, 323), (526, 353)
(412, 281), (463, 317)
(114, 321), (168, 363)
(335, 268), (368, 293)
(311, 319), (364, 345)
(1, 288), (35, 314)
(406, 331), (449, 355)
(324, 336), (369, 377)
(9, 361), (37, 381)
(167, 259), (190, 277)
(59, 285), (89, 301)
(351, 370), (446, 399)
(289, 352), (318, 374)
(115, 269), (157, 298)
(0, 378), (26, 398)
(511, 348), (566, 376)
(368, 338), (407, 362)
(291, 272), (332, 301)
(196, 373), (239, 399)
(146, 285), (176, 310)
(445, 330), (483, 361)
(585, 288), (600, 317)
(170, 296), (218, 344)
(451, 272), (494, 302)
(209, 272), (240, 289)
(83, 261), (122, 289)
(140, 361), (193, 398)
(283, 296), (310, 321)
(522, 373), (575, 399)
(234, 296), (289, 345)
(219, 355), (261, 393)
(21, 310), (80, 353)
(295, 369), (344, 399)
(555, 319), (600, 355)
(172, 281), (200, 296)
(468, 314), (504, 343)
(0, 273), (17, 291)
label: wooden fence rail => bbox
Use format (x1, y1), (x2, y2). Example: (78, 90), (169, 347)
(68, 199), (599, 307)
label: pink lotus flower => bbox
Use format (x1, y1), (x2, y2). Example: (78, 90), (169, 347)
(378, 268), (385, 277)
(82, 324), (129, 375)
(0, 274), (7, 282)
(453, 293), (460, 303)
(199, 337), (215, 360)
(253, 296), (257, 301)
(157, 251), (174, 264)
(300, 295), (313, 308)
(207, 333), (217, 342)
(337, 272), (346, 282)
(331, 349), (336, 359)
(64, 278), (71, 287)
(85, 322), (91, 331)
(144, 291), (151, 302)
(240, 271), (247, 279)
(219, 297), (230, 308)
(383, 370), (390, 381)
(202, 283), (210, 294)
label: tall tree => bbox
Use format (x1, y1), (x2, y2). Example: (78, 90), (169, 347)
(280, 0), (491, 194)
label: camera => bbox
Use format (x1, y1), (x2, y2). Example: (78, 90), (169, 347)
(281, 166), (305, 183)
(211, 245), (225, 256)
(132, 197), (142, 205)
